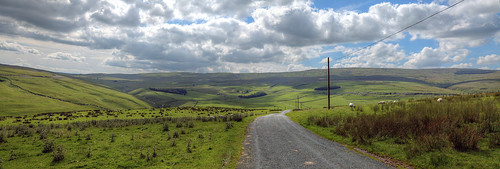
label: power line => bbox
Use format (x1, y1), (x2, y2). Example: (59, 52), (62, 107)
(334, 0), (466, 62)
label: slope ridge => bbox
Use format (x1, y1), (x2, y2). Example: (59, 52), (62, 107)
(0, 64), (150, 116)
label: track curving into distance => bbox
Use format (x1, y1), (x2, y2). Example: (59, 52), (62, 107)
(237, 110), (392, 169)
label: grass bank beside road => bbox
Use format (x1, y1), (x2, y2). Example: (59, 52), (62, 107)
(0, 107), (268, 168)
(287, 93), (500, 168)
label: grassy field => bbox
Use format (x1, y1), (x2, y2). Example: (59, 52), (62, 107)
(73, 68), (500, 110)
(0, 107), (269, 168)
(287, 93), (500, 168)
(0, 64), (150, 116)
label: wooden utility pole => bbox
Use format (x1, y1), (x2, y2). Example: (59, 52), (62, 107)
(327, 57), (331, 109)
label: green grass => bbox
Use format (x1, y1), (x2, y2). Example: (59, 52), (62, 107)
(0, 107), (269, 168)
(287, 93), (500, 168)
(0, 65), (150, 116)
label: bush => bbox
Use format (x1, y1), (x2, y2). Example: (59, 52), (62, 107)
(42, 139), (55, 153)
(186, 140), (192, 153)
(0, 131), (6, 143)
(171, 139), (176, 147)
(488, 133), (500, 148)
(110, 133), (115, 143)
(173, 131), (179, 138)
(429, 153), (450, 167)
(87, 144), (92, 158)
(449, 125), (482, 151)
(162, 123), (169, 131)
(225, 122), (234, 131)
(176, 122), (183, 128)
(52, 145), (65, 162)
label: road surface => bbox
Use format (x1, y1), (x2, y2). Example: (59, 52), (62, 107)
(237, 110), (392, 169)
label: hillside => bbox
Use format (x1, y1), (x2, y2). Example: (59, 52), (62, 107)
(71, 68), (500, 109)
(0, 64), (150, 116)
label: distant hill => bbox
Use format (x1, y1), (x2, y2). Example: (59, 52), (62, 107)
(70, 68), (500, 109)
(0, 64), (150, 116)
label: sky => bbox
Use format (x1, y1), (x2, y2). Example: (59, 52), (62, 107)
(0, 0), (499, 74)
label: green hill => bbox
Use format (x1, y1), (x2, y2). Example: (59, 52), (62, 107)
(71, 68), (500, 109)
(0, 64), (150, 116)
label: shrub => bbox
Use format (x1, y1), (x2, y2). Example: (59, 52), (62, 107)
(39, 128), (49, 140)
(0, 131), (6, 143)
(173, 131), (179, 138)
(52, 145), (65, 162)
(171, 139), (176, 147)
(42, 139), (55, 153)
(87, 144), (92, 158)
(429, 153), (450, 167)
(8, 150), (15, 161)
(231, 114), (244, 122)
(186, 140), (192, 153)
(152, 146), (157, 158)
(162, 123), (169, 131)
(449, 125), (482, 151)
(140, 147), (145, 159)
(110, 133), (115, 143)
(488, 133), (500, 148)
(176, 122), (183, 128)
(225, 122), (234, 131)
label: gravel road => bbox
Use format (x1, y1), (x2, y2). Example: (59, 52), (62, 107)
(236, 110), (392, 169)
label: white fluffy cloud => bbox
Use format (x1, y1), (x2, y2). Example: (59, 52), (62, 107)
(47, 52), (85, 62)
(0, 41), (41, 55)
(403, 47), (470, 68)
(332, 42), (406, 68)
(477, 54), (500, 65)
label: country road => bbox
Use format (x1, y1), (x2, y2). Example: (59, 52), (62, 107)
(236, 110), (392, 169)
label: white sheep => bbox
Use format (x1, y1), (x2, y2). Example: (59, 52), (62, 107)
(437, 98), (443, 102)
(378, 101), (386, 104)
(349, 102), (354, 108)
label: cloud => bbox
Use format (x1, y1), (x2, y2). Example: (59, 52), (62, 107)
(332, 42), (406, 68)
(403, 47), (470, 68)
(450, 63), (473, 68)
(477, 54), (500, 65)
(47, 52), (85, 62)
(0, 41), (41, 55)
(0, 0), (499, 72)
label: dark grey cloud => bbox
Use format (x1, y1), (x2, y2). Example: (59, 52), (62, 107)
(0, 0), (97, 32)
(91, 6), (141, 27)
